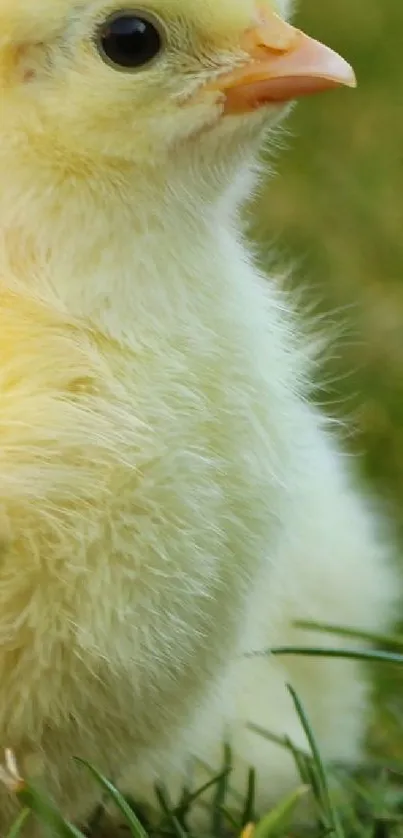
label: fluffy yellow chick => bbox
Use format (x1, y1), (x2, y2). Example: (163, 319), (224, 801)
(0, 0), (399, 831)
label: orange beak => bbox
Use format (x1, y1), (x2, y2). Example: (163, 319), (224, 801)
(207, 8), (356, 114)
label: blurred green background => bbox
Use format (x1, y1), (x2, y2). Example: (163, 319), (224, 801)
(253, 0), (403, 529)
(252, 0), (403, 756)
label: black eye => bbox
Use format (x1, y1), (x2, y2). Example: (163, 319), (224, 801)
(97, 11), (163, 70)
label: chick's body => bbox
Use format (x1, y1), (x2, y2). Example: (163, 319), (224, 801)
(0, 0), (398, 830)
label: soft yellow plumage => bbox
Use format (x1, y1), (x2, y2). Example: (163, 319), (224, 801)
(0, 0), (398, 832)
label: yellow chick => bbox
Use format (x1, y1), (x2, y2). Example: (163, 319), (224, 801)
(0, 0), (399, 831)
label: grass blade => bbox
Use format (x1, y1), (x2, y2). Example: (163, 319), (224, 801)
(219, 805), (240, 829)
(241, 768), (257, 828)
(75, 758), (148, 838)
(287, 685), (344, 838)
(293, 621), (403, 653)
(247, 723), (309, 758)
(17, 785), (85, 838)
(154, 784), (188, 838)
(6, 809), (31, 838)
(248, 647), (403, 666)
(253, 786), (309, 838)
(174, 767), (232, 820)
(211, 744), (232, 837)
(285, 735), (314, 789)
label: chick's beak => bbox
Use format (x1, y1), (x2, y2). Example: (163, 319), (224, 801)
(208, 8), (356, 113)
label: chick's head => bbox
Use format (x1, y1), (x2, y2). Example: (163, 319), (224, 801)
(0, 0), (354, 174)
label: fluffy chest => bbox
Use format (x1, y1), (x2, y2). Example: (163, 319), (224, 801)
(0, 290), (295, 578)
(0, 288), (297, 747)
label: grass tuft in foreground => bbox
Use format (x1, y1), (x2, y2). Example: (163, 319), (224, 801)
(1, 626), (402, 838)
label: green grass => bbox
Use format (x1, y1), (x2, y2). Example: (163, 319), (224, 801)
(2, 636), (403, 838)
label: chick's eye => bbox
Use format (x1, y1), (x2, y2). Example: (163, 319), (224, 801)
(97, 12), (163, 70)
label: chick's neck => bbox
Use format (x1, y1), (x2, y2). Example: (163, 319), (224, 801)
(0, 151), (252, 338)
